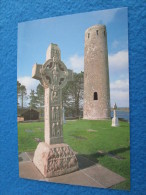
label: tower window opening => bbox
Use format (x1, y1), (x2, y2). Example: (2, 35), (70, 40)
(96, 30), (98, 35)
(88, 33), (90, 38)
(94, 92), (98, 100)
(104, 31), (106, 36)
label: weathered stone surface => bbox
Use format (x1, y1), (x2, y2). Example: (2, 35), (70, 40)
(32, 43), (78, 177)
(82, 164), (125, 188)
(46, 43), (61, 62)
(19, 161), (44, 180)
(32, 44), (73, 145)
(112, 117), (119, 127)
(33, 142), (78, 178)
(112, 103), (119, 127)
(83, 25), (110, 120)
(19, 152), (125, 188)
(19, 152), (30, 162)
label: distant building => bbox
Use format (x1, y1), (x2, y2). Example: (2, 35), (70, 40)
(37, 107), (44, 119)
(17, 108), (39, 121)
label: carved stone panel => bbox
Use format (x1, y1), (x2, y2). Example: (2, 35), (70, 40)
(32, 43), (73, 145)
(32, 43), (78, 178)
(33, 142), (78, 178)
(41, 59), (68, 90)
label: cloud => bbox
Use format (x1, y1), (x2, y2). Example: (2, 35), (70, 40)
(108, 50), (129, 72)
(18, 76), (39, 94)
(111, 91), (129, 107)
(91, 8), (119, 25)
(110, 79), (129, 91)
(68, 54), (84, 73)
(110, 79), (129, 107)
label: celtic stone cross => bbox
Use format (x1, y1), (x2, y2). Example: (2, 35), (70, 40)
(32, 43), (73, 145)
(32, 43), (78, 178)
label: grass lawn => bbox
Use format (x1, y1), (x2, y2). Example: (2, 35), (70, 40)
(18, 119), (130, 190)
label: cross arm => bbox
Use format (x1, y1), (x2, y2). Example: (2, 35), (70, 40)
(32, 63), (42, 81)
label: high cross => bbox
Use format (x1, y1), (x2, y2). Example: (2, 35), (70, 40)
(32, 43), (73, 145)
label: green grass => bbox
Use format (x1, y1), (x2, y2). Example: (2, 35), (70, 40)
(18, 119), (130, 190)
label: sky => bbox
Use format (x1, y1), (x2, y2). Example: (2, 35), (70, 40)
(17, 7), (129, 107)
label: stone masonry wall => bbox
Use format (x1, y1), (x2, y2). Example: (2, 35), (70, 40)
(83, 25), (110, 120)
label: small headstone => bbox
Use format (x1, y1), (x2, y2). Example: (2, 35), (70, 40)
(34, 138), (42, 143)
(112, 103), (119, 127)
(37, 127), (43, 131)
(25, 129), (33, 133)
(88, 129), (97, 132)
(107, 153), (125, 160)
(97, 150), (105, 155)
(71, 135), (87, 140)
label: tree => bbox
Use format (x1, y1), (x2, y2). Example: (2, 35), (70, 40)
(20, 85), (27, 109)
(36, 84), (44, 107)
(17, 81), (27, 108)
(35, 84), (44, 118)
(17, 81), (21, 107)
(29, 89), (38, 109)
(62, 72), (84, 117)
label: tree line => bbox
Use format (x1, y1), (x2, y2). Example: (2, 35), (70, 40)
(17, 81), (44, 109)
(17, 72), (84, 117)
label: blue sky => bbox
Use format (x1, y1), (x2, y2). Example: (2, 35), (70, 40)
(17, 7), (129, 107)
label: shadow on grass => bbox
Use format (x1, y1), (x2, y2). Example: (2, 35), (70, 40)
(75, 146), (130, 171)
(81, 146), (130, 163)
(76, 154), (96, 170)
(108, 146), (130, 155)
(19, 146), (130, 172)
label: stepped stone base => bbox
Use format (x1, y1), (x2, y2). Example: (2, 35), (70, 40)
(33, 142), (78, 178)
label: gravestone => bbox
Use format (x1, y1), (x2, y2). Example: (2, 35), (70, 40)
(112, 103), (119, 127)
(32, 43), (78, 177)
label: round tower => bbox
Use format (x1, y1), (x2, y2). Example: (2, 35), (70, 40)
(83, 25), (110, 120)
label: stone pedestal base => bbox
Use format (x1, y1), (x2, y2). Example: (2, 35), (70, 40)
(33, 142), (78, 178)
(112, 117), (119, 127)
